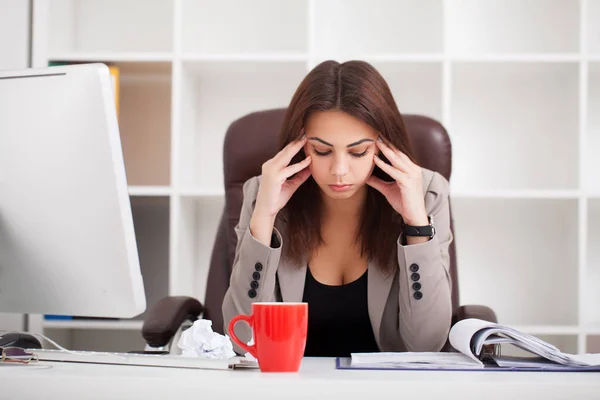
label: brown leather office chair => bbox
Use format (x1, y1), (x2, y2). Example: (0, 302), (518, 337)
(140, 109), (497, 353)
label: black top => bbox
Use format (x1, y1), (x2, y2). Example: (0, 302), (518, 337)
(301, 266), (380, 357)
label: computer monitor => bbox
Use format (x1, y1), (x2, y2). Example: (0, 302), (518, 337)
(0, 63), (146, 318)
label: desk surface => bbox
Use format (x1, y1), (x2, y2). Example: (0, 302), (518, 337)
(2, 357), (600, 400)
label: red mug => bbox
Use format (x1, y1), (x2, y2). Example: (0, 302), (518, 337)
(228, 302), (308, 372)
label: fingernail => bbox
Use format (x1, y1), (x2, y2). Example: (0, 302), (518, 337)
(377, 136), (383, 143)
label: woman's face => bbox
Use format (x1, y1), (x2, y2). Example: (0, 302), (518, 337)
(303, 110), (380, 200)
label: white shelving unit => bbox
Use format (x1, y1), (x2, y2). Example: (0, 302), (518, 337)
(0, 0), (31, 334)
(21, 0), (599, 353)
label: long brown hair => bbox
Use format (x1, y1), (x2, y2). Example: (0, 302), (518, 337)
(279, 60), (416, 274)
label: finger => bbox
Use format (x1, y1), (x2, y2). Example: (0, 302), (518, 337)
(274, 136), (307, 167)
(282, 156), (311, 179)
(287, 167), (311, 190)
(376, 140), (410, 173)
(374, 155), (406, 182)
(393, 148), (419, 172)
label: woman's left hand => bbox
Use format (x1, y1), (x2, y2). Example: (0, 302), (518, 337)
(366, 137), (429, 226)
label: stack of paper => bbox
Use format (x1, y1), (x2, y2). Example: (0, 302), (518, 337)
(350, 352), (484, 369)
(347, 319), (600, 371)
(451, 319), (598, 368)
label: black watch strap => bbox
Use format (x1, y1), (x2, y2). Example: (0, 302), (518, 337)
(403, 216), (435, 238)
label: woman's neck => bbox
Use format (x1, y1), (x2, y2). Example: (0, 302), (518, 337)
(320, 185), (368, 223)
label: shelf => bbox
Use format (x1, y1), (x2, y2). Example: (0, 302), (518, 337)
(313, 0), (442, 56)
(585, 200), (600, 326)
(343, 54), (444, 63)
(177, 60), (307, 189)
(177, 54), (600, 63)
(48, 0), (173, 54)
(587, 62), (600, 193)
(175, 196), (225, 298)
(181, 53), (308, 62)
(588, 0), (600, 55)
(43, 319), (144, 330)
(450, 189), (580, 200)
(452, 198), (579, 326)
(26, 0), (600, 355)
(583, 325), (600, 335)
(450, 62), (579, 192)
(320, 54), (583, 63)
(128, 186), (171, 196)
(446, 0), (579, 55)
(449, 54), (582, 62)
(48, 53), (174, 63)
(179, 187), (225, 197)
(181, 0), (307, 54)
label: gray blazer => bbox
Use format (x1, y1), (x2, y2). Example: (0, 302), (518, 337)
(222, 167), (453, 354)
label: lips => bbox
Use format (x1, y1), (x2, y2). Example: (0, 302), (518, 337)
(328, 184), (353, 192)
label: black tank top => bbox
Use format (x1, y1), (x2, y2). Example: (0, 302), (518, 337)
(301, 265), (380, 357)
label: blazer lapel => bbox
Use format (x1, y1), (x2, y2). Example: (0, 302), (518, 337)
(277, 260), (306, 302)
(368, 258), (395, 349)
(273, 216), (307, 302)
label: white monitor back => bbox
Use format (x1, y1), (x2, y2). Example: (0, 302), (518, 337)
(0, 63), (146, 318)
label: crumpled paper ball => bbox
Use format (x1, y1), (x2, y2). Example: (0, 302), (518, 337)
(245, 336), (257, 362)
(176, 319), (236, 359)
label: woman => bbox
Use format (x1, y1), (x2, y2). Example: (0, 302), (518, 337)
(222, 60), (453, 357)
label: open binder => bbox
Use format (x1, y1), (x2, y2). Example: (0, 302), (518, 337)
(336, 318), (600, 372)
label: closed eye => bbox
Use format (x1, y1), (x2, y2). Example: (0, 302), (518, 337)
(351, 150), (369, 158)
(313, 149), (369, 158)
(313, 149), (331, 156)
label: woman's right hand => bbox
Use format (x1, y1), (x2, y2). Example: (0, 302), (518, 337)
(250, 134), (312, 245)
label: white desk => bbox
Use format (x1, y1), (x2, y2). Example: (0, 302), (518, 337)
(2, 358), (600, 400)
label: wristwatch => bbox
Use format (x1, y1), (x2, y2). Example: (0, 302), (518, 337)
(403, 216), (435, 238)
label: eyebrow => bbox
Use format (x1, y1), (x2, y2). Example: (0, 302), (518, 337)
(308, 137), (375, 148)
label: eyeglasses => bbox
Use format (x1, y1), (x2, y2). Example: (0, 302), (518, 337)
(1, 346), (39, 364)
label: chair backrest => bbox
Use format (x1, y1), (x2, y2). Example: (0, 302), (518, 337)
(203, 108), (458, 334)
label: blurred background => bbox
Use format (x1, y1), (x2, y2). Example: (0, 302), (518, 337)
(0, 0), (599, 355)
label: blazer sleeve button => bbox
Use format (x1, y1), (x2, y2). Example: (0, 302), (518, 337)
(412, 282), (422, 291)
(409, 263), (419, 272)
(410, 272), (420, 282)
(250, 280), (259, 289)
(248, 289), (257, 298)
(255, 262), (263, 272)
(252, 271), (261, 280)
(413, 291), (423, 300)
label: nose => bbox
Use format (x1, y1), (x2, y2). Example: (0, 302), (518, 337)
(330, 153), (348, 178)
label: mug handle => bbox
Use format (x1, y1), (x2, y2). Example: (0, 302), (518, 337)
(228, 314), (257, 359)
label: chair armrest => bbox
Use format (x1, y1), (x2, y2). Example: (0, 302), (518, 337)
(455, 304), (498, 323)
(141, 296), (204, 348)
